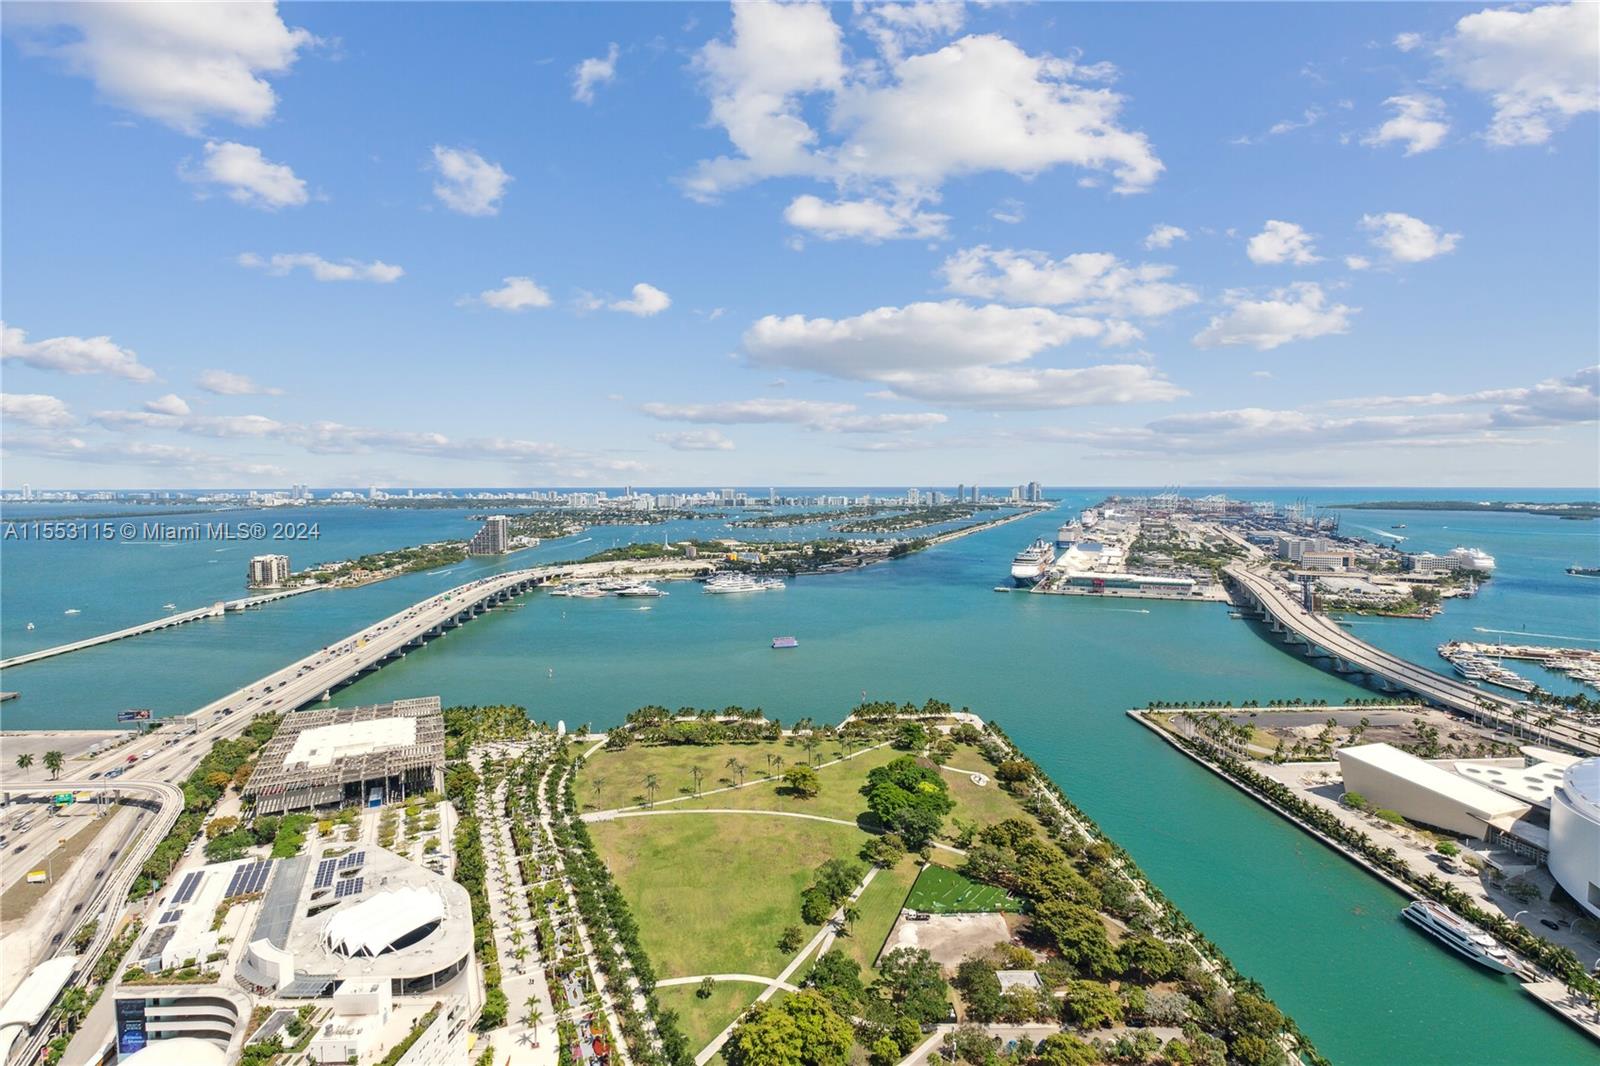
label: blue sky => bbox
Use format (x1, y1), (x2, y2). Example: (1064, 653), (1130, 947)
(2, 1), (1596, 489)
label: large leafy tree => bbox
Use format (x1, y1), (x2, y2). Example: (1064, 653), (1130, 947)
(1060, 979), (1123, 1029)
(724, 991), (853, 1066)
(1031, 899), (1119, 977)
(864, 756), (953, 848)
(874, 947), (949, 1024)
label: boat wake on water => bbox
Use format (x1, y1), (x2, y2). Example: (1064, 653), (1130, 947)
(427, 567), (457, 577)
(1107, 608), (1151, 614)
(1473, 626), (1600, 644)
(1350, 524), (1406, 542)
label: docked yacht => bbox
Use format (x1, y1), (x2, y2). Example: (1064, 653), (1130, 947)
(1400, 900), (1517, 974)
(1010, 539), (1056, 586)
(703, 573), (785, 594)
(616, 583), (666, 597)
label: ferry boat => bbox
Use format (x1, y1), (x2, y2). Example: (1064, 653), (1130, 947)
(703, 573), (785, 594)
(1400, 900), (1517, 974)
(1567, 566), (1600, 578)
(771, 636), (799, 649)
(1010, 539), (1056, 586)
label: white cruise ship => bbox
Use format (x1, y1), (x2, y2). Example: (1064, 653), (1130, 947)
(1401, 900), (1517, 974)
(1010, 539), (1056, 586)
(1445, 546), (1496, 572)
(703, 573), (785, 594)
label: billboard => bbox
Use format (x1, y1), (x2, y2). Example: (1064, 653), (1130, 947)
(115, 997), (147, 1055)
(116, 709), (152, 723)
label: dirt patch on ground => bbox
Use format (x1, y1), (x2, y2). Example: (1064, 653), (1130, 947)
(878, 911), (1010, 971)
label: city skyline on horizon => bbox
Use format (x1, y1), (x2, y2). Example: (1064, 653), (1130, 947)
(2, 2), (1597, 490)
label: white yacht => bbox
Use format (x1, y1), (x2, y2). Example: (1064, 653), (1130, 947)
(1010, 539), (1055, 586)
(1401, 900), (1517, 974)
(616, 583), (666, 598)
(703, 573), (784, 594)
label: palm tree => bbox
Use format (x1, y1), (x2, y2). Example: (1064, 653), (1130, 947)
(15, 753), (33, 772)
(690, 766), (705, 796)
(43, 750), (64, 779)
(643, 773), (659, 807)
(725, 756), (740, 784)
(524, 998), (543, 1046)
(841, 905), (860, 935)
(54, 987), (89, 1028)
(590, 777), (605, 805)
(772, 755), (784, 775)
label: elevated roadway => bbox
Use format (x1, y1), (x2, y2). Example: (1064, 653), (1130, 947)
(1226, 563), (1599, 755)
(0, 585), (318, 670)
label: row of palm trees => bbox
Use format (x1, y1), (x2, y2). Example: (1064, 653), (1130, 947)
(15, 750), (66, 778)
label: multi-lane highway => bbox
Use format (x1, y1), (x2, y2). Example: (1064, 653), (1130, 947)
(1227, 563), (1600, 755)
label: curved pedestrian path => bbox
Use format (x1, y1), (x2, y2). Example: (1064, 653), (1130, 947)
(655, 974), (801, 993)
(583, 806), (967, 857)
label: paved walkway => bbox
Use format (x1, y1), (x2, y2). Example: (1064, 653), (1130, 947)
(656, 974), (802, 993)
(694, 867), (880, 1065)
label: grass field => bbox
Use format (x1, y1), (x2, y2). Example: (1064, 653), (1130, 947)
(653, 981), (760, 1056)
(576, 739), (802, 812)
(587, 812), (870, 977)
(673, 742), (901, 823)
(904, 863), (1024, 914)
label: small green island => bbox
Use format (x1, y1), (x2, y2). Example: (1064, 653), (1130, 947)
(1336, 500), (1600, 520)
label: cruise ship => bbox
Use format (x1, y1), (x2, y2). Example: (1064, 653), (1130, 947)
(1400, 900), (1517, 974)
(1010, 539), (1056, 586)
(703, 573), (785, 594)
(1445, 546), (1496, 572)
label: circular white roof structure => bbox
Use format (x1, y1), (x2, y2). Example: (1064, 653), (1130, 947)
(1561, 757), (1600, 822)
(121, 1038), (228, 1066)
(323, 886), (446, 957)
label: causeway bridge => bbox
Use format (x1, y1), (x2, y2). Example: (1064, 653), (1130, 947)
(0, 585), (320, 671)
(1226, 563), (1599, 755)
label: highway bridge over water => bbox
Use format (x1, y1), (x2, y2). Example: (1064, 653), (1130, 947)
(0, 585), (320, 670)
(1226, 563), (1599, 756)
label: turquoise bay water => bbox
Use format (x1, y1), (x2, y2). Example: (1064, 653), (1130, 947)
(2, 492), (1597, 1064)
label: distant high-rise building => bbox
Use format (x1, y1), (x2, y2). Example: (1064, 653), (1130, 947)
(720, 488), (736, 505)
(21, 483), (31, 501)
(248, 554), (291, 588)
(906, 487), (921, 506)
(956, 483), (964, 502)
(1027, 481), (1043, 502)
(467, 515), (510, 555)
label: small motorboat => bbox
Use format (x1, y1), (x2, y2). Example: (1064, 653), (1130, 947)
(772, 636), (799, 649)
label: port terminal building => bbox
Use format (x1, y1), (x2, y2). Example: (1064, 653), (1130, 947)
(242, 697), (444, 815)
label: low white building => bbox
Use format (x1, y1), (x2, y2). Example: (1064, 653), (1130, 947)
(1550, 758), (1600, 920)
(1336, 743), (1529, 838)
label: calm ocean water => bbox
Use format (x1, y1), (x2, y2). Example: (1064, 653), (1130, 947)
(2, 489), (1597, 1064)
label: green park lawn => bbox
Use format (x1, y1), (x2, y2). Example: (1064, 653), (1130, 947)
(672, 741), (901, 822)
(586, 811), (870, 978)
(575, 738), (800, 811)
(653, 981), (760, 1057)
(904, 863), (1024, 914)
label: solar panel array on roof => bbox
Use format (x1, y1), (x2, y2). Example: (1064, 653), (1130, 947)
(333, 876), (364, 899)
(159, 909), (183, 925)
(226, 859), (274, 897)
(279, 975), (336, 999)
(339, 850), (365, 869)
(172, 870), (203, 904)
(313, 859), (337, 889)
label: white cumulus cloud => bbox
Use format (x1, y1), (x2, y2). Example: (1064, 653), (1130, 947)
(783, 195), (948, 241)
(183, 140), (308, 208)
(573, 43), (619, 104)
(431, 145), (511, 216)
(143, 393), (191, 416)
(609, 283), (671, 317)
(1, 392), (75, 428)
(1439, 3), (1599, 147)
(1193, 283), (1354, 350)
(467, 276), (552, 312)
(6, 2), (316, 133)
(238, 252), (403, 283)
(941, 246), (1199, 318)
(1360, 212), (1461, 263)
(1143, 224), (1188, 250)
(1, 322), (155, 381)
(1362, 94), (1450, 155)
(1246, 220), (1321, 265)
